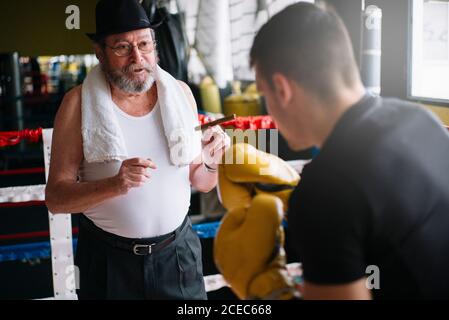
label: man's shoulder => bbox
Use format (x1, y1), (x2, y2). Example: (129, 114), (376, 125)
(176, 80), (197, 114)
(65, 84), (82, 100)
(55, 85), (82, 122)
(306, 95), (444, 192)
(377, 96), (437, 125)
(61, 85), (82, 109)
(375, 96), (446, 147)
(177, 80), (189, 91)
(380, 96), (418, 108)
(325, 96), (439, 158)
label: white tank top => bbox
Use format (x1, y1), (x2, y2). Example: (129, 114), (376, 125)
(79, 101), (191, 238)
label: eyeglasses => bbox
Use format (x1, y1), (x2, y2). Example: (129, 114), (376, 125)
(105, 40), (157, 57)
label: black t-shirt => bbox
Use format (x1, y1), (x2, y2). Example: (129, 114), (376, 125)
(287, 93), (449, 299)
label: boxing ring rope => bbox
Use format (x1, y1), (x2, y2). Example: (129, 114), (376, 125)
(0, 181), (303, 297)
(0, 127), (43, 147)
(0, 129), (75, 299)
(0, 134), (304, 299)
(0, 117), (301, 299)
(4, 123), (446, 299)
(0, 185), (45, 203)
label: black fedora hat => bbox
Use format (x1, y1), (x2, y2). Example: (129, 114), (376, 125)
(87, 0), (153, 41)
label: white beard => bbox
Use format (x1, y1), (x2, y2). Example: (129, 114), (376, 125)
(102, 62), (156, 93)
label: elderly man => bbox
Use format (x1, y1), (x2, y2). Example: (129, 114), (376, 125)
(250, 2), (449, 299)
(45, 0), (229, 300)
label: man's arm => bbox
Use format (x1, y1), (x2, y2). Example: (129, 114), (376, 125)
(302, 278), (371, 300)
(45, 86), (120, 214)
(45, 86), (155, 214)
(178, 80), (222, 193)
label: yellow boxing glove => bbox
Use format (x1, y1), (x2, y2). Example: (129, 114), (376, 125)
(214, 143), (300, 299)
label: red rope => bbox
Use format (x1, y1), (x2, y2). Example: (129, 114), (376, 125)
(198, 114), (277, 130)
(222, 115), (277, 130)
(0, 167), (45, 176)
(0, 122), (445, 149)
(0, 201), (45, 208)
(0, 127), (42, 148)
(0, 227), (79, 241)
(198, 114), (213, 125)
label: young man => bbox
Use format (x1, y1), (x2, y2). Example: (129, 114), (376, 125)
(250, 2), (449, 299)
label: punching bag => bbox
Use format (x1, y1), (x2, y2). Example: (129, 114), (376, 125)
(0, 52), (24, 132)
(141, 0), (189, 82)
(360, 5), (382, 95)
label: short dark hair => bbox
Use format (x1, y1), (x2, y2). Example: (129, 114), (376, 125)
(250, 2), (360, 101)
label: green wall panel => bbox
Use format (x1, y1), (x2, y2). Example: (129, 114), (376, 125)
(0, 0), (98, 56)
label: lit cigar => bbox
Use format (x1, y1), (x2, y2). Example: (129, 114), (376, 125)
(195, 114), (236, 131)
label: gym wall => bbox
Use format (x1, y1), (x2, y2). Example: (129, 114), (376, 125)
(327, 0), (449, 126)
(0, 0), (97, 56)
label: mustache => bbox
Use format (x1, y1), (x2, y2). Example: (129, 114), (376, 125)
(123, 63), (152, 73)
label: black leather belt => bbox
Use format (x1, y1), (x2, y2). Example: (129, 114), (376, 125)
(79, 214), (188, 256)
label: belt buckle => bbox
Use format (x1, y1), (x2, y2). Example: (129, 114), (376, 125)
(133, 243), (156, 255)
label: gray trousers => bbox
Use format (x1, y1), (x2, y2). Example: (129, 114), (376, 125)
(75, 214), (207, 300)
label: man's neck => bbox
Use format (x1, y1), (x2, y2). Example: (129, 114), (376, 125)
(311, 83), (366, 148)
(110, 83), (149, 101)
(109, 82), (157, 115)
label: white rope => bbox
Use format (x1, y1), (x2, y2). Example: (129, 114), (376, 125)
(39, 262), (301, 299)
(0, 184), (46, 203)
(203, 263), (302, 293)
(204, 273), (229, 292)
(0, 180), (302, 295)
(2, 127), (305, 299)
(0, 161), (308, 205)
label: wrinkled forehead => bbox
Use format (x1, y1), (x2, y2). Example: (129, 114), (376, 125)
(106, 28), (153, 44)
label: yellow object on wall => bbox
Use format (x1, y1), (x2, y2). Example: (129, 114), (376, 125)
(425, 105), (449, 126)
(199, 76), (222, 114)
(223, 81), (262, 117)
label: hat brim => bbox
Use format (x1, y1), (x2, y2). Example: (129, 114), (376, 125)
(86, 33), (98, 41)
(86, 22), (152, 42)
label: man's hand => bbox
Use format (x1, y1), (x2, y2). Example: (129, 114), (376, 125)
(201, 125), (231, 169)
(113, 157), (157, 195)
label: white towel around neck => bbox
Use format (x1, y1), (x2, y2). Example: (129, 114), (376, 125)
(81, 64), (201, 166)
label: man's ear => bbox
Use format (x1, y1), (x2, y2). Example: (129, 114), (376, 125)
(271, 73), (293, 108)
(94, 44), (105, 64)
